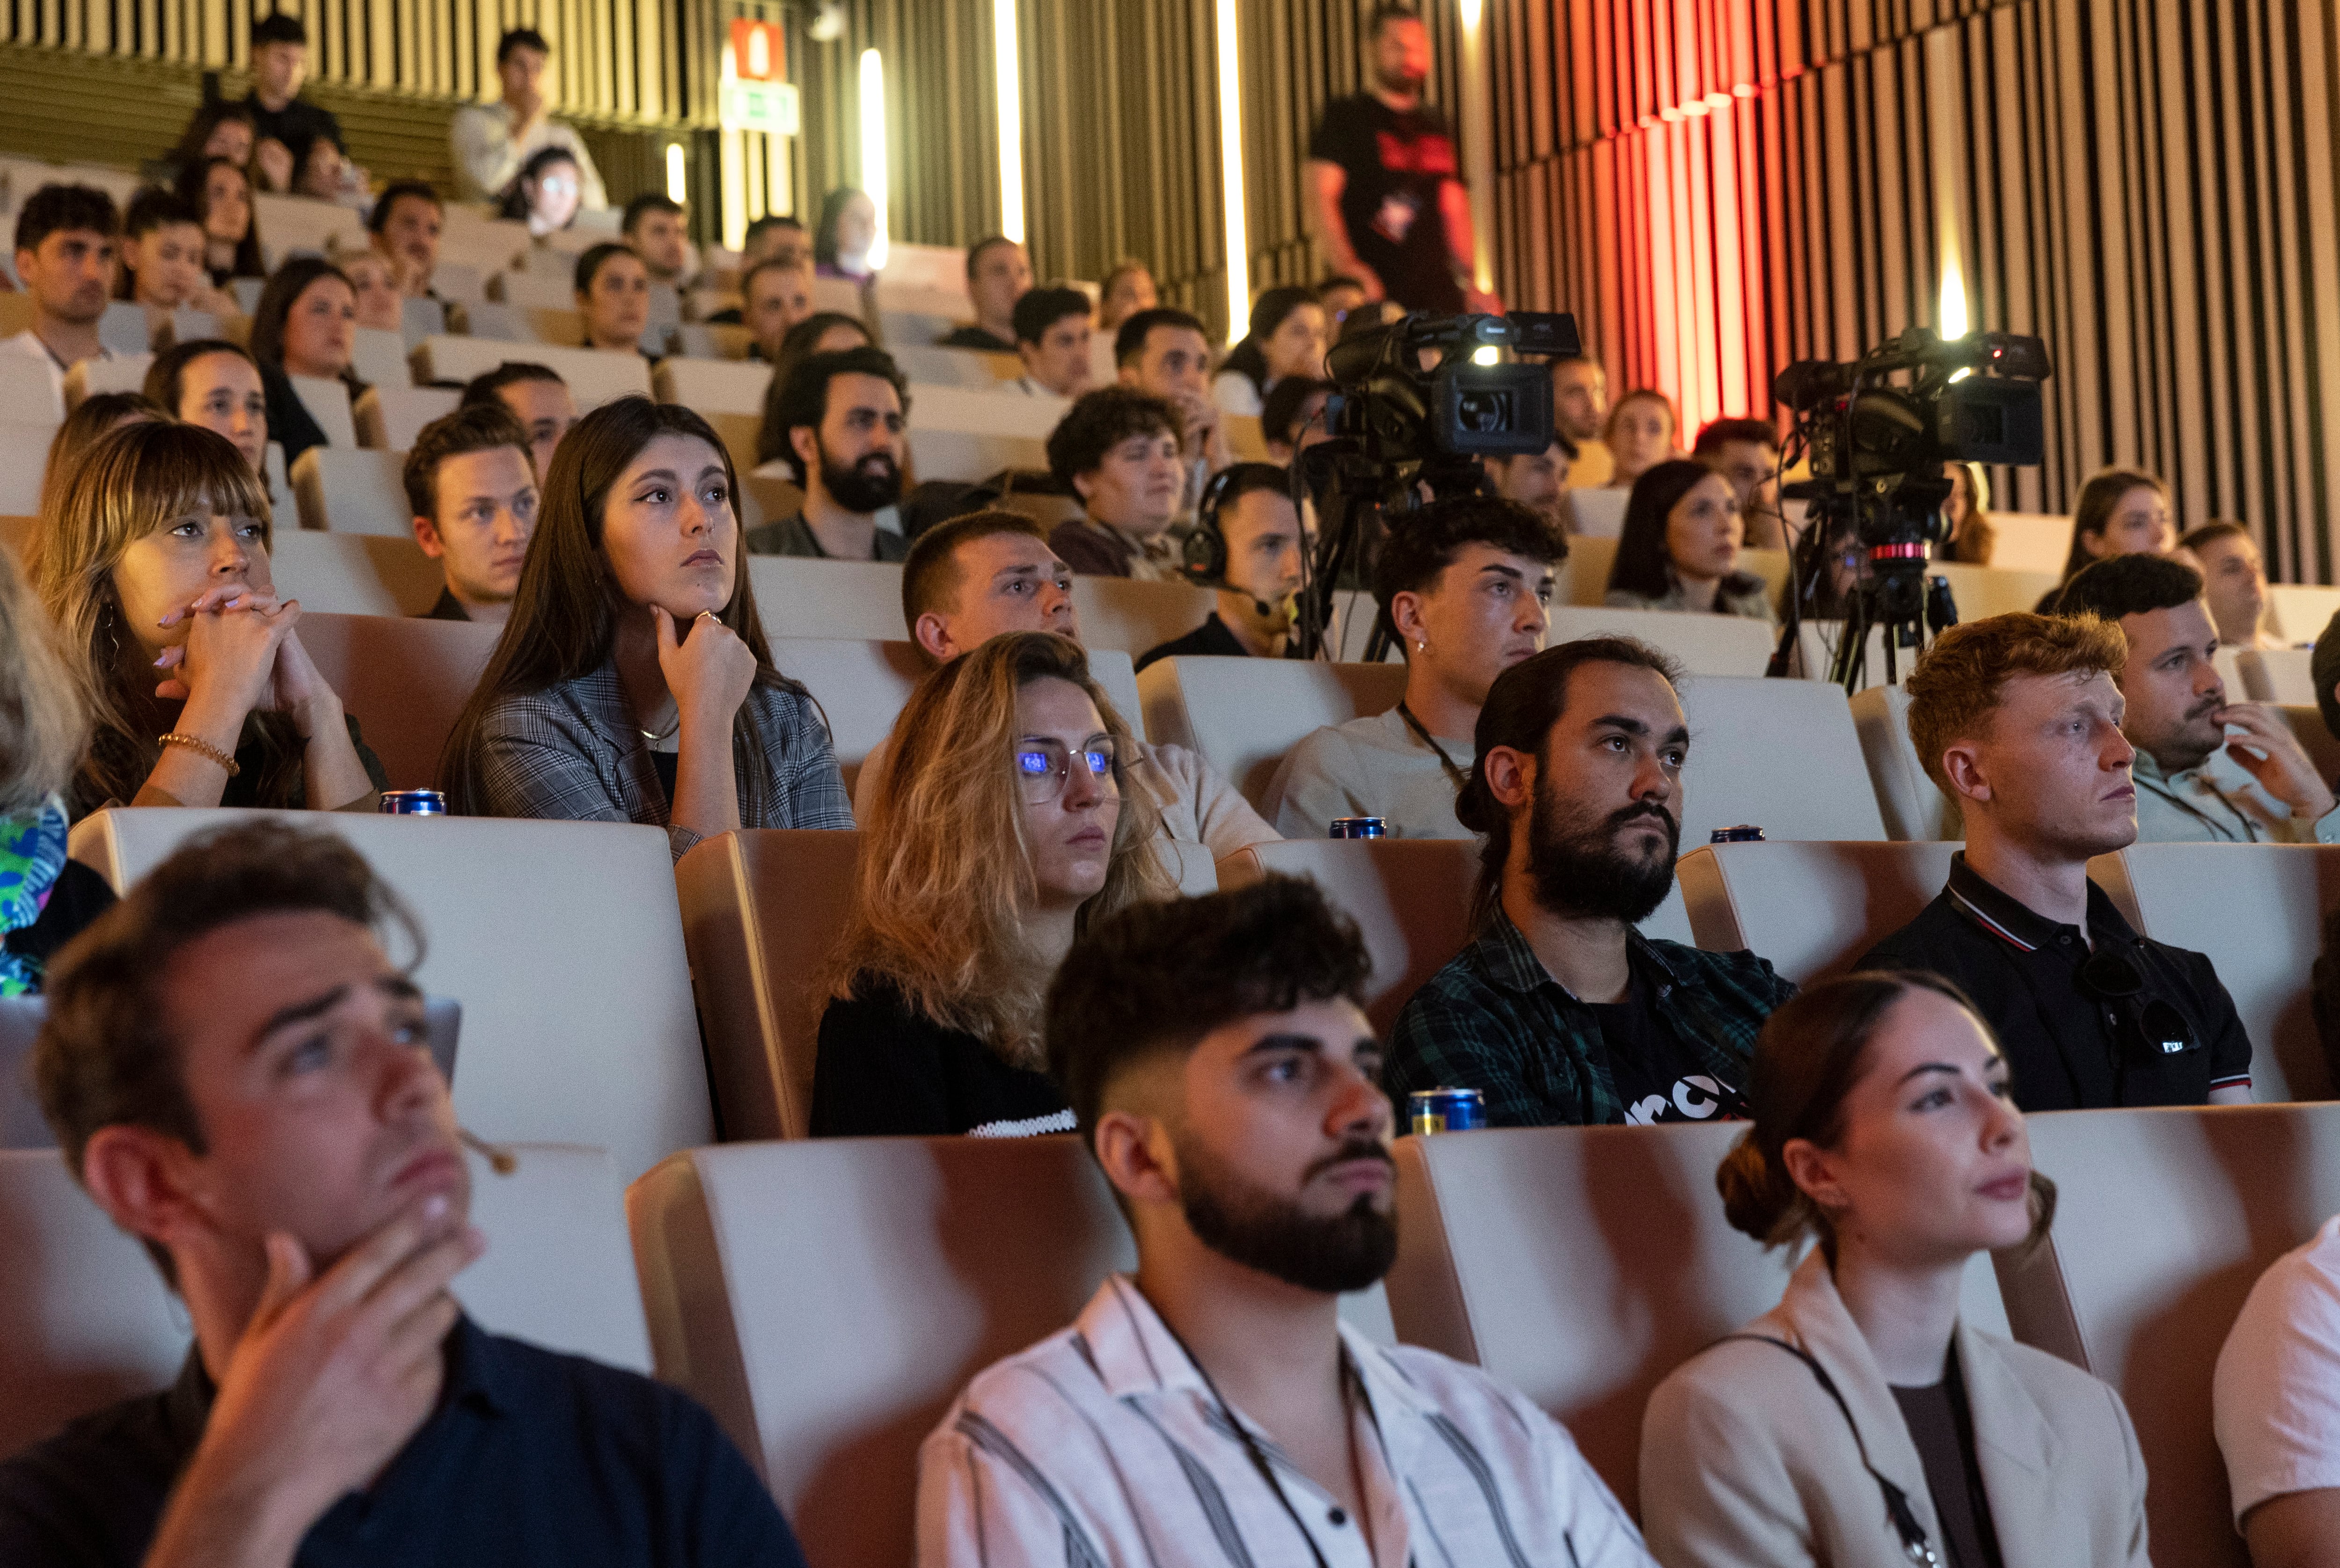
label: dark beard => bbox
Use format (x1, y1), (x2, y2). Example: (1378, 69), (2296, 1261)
(1525, 767), (1679, 925)
(1177, 1134), (1397, 1295)
(819, 446), (902, 513)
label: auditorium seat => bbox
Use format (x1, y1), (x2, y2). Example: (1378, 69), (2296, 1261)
(1550, 605), (1778, 675)
(295, 612), (499, 789)
(2283, 703), (2340, 780)
(1217, 838), (1693, 1036)
(0, 513), (29, 559)
(2236, 646), (2318, 705)
(69, 812), (712, 1184)
(2267, 583), (2340, 645)
(1067, 575), (1216, 657)
(2085, 843), (2340, 1102)
(289, 372), (358, 449)
(1977, 511), (2075, 573)
(266, 528), (444, 615)
(1569, 488), (1627, 539)
(809, 275), (862, 315)
(0, 372), (60, 426)
(1996, 1102), (2340, 1568)
(903, 426), (1044, 484)
(452, 300), (533, 342)
(744, 555), (1208, 654)
(95, 300), (149, 358)
(906, 382), (1067, 438)
(627, 1135), (1133, 1568)
(1933, 560), (2061, 621)
(885, 343), (1020, 388)
(348, 326), (413, 390)
(290, 447), (410, 534)
(1675, 839), (1958, 982)
(354, 384), (461, 451)
(0, 423), (51, 513)
(62, 351), (153, 408)
(654, 357), (769, 417)
(489, 268), (581, 311)
(673, 322), (753, 361)
(251, 192), (363, 270)
(399, 294), (446, 350)
(524, 306), (590, 345)
(1141, 657), (1405, 806)
(2213, 644), (2247, 697)
(0, 1141), (653, 1460)
(709, 413), (765, 488)
(1385, 1123), (2008, 1517)
(1849, 683), (1959, 840)
(412, 335), (654, 409)
(1225, 415), (1268, 462)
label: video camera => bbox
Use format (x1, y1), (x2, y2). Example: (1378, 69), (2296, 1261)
(1293, 310), (1580, 658)
(1771, 327), (2052, 688)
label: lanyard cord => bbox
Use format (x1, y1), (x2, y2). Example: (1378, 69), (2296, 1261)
(1148, 1308), (1342, 1568)
(1395, 700), (1470, 791)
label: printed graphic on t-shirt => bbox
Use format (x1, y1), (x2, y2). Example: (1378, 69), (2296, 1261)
(1623, 1074), (1735, 1127)
(1375, 128), (1457, 176)
(1374, 192), (1422, 245)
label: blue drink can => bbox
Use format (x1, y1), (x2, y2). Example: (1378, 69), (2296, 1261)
(1329, 817), (1388, 839)
(1710, 824), (1766, 843)
(379, 790), (448, 816)
(1409, 1087), (1486, 1135)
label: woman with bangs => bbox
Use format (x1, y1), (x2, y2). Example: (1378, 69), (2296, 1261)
(442, 397), (851, 858)
(29, 421), (385, 818)
(812, 631), (1175, 1138)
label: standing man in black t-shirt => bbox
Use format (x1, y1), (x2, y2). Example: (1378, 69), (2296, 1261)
(240, 14), (363, 197)
(1306, 5), (1499, 316)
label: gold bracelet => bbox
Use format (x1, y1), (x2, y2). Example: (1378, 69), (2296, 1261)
(158, 732), (241, 777)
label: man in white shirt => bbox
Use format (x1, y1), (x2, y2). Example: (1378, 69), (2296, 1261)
(2216, 1213), (2340, 1567)
(918, 875), (1653, 1568)
(3, 184), (120, 421)
(2055, 552), (2340, 844)
(1005, 284), (1093, 398)
(1269, 494), (1560, 839)
(449, 28), (609, 209)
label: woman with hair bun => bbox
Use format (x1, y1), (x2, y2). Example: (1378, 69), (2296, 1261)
(1639, 970), (2150, 1568)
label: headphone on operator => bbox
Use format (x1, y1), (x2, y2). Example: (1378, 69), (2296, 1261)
(1180, 461), (1291, 588)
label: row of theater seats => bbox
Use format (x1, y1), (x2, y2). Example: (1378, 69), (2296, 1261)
(6, 1029), (2331, 1568)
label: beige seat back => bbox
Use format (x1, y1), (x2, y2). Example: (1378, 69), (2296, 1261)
(489, 269), (580, 311)
(354, 384), (461, 451)
(1569, 487), (1627, 538)
(908, 382), (1068, 438)
(1978, 511), (2074, 572)
(1849, 682), (1961, 840)
(296, 612), (499, 789)
(903, 425), (1043, 483)
(69, 812), (710, 1182)
(1550, 604), (1778, 675)
(1066, 575), (1216, 657)
(349, 327), (412, 390)
(2237, 646), (2318, 705)
(2267, 584), (2340, 646)
(412, 336), (653, 410)
(1675, 839), (1958, 981)
(654, 356), (771, 417)
(1388, 1124), (2007, 1515)
(0, 421), (52, 513)
(64, 351), (154, 407)
(1557, 534), (1619, 604)
(2089, 844), (2340, 1103)
(745, 556), (906, 640)
(888, 343), (1015, 388)
(1675, 673), (1884, 841)
(1, 1142), (649, 1460)
(673, 828), (860, 1139)
(1998, 1102), (2340, 1568)
(289, 372), (358, 449)
(809, 275), (863, 316)
(627, 1137), (1133, 1568)
(1140, 656), (1408, 808)
(1933, 560), (2060, 621)
(265, 529), (444, 615)
(1217, 839), (1690, 1035)
(289, 446), (410, 534)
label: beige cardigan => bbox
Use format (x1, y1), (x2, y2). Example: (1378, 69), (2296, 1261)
(1639, 1251), (2150, 1568)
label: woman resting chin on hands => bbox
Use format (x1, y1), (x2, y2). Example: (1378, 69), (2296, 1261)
(32, 422), (385, 816)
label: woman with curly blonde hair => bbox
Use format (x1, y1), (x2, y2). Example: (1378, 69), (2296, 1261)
(813, 631), (1174, 1138)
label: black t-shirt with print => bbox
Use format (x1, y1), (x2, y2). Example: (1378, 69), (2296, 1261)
(1307, 95), (1465, 313)
(1586, 965), (1744, 1126)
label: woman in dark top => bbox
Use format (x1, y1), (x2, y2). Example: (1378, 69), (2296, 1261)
(1638, 972), (2150, 1567)
(0, 551), (113, 991)
(247, 258), (370, 468)
(812, 632), (1174, 1137)
(1604, 458), (1775, 620)
(31, 422), (385, 821)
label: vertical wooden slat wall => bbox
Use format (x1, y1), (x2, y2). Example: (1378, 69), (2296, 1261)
(1492, 0), (2340, 580)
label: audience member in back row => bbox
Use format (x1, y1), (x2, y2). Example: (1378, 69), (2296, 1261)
(1553, 354), (1615, 487)
(240, 12), (348, 196)
(1692, 415), (1784, 550)
(461, 361), (579, 482)
(739, 255), (815, 365)
(1604, 387), (1682, 491)
(623, 194), (694, 291)
(1262, 373), (1334, 464)
(1006, 284), (1094, 398)
(1858, 612), (2254, 1108)
(1641, 972), (2150, 1568)
(1137, 463), (1306, 670)
(574, 243), (655, 358)
(3, 185), (121, 414)
(157, 100), (254, 193)
(117, 189), (235, 330)
(864, 511), (1277, 871)
(920, 875), (1653, 1565)
(2039, 467), (2175, 611)
(145, 339), (269, 482)
(938, 235), (1030, 353)
(1270, 495), (1560, 839)
(1485, 430), (1575, 537)
(334, 248), (406, 335)
(1606, 458), (1775, 620)
(1096, 256), (1157, 331)
(366, 180), (443, 301)
(813, 631), (1175, 1138)
(498, 145), (586, 239)
(405, 403), (540, 627)
(1388, 639), (1792, 1125)
(0, 820), (811, 1566)
(37, 393), (161, 525)
(249, 258), (369, 469)
(442, 398), (851, 859)
(754, 313), (874, 467)
(1116, 306), (1233, 515)
(2215, 1196), (2340, 1566)
(746, 346), (910, 562)
(0, 550), (115, 993)
(813, 186), (880, 284)
(174, 156), (264, 286)
(1940, 458), (1992, 561)
(453, 27), (610, 210)
(1210, 284), (1329, 417)
(2056, 553), (2340, 844)
(32, 422), (386, 817)
(1047, 386), (1189, 580)
(2176, 518), (2279, 649)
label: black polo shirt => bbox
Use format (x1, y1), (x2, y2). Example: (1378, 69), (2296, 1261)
(1858, 853), (2253, 1110)
(0, 1316), (807, 1567)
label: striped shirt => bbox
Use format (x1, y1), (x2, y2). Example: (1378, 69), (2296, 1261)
(917, 1275), (1653, 1568)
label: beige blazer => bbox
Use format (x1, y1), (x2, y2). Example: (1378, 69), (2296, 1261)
(1638, 1251), (2151, 1568)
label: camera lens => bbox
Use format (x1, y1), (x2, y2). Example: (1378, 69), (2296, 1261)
(1455, 389), (1512, 433)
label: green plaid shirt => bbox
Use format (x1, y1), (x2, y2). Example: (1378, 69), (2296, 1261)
(1386, 911), (1796, 1127)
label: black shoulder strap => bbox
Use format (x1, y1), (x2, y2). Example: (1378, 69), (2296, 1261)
(1713, 1334), (1941, 1567)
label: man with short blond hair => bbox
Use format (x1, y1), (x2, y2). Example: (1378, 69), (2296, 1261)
(1860, 611), (2255, 1109)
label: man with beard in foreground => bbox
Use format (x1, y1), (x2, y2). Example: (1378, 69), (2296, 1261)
(746, 346), (911, 562)
(916, 876), (1654, 1566)
(1385, 638), (1795, 1126)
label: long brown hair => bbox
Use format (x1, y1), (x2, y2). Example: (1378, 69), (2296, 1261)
(0, 548), (89, 815)
(39, 394), (164, 525)
(29, 422), (282, 815)
(441, 396), (798, 814)
(825, 631), (1174, 1065)
(2059, 467), (2170, 582)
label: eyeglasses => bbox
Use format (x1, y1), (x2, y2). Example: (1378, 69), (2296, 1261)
(1014, 736), (1120, 804)
(2076, 945), (2201, 1065)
